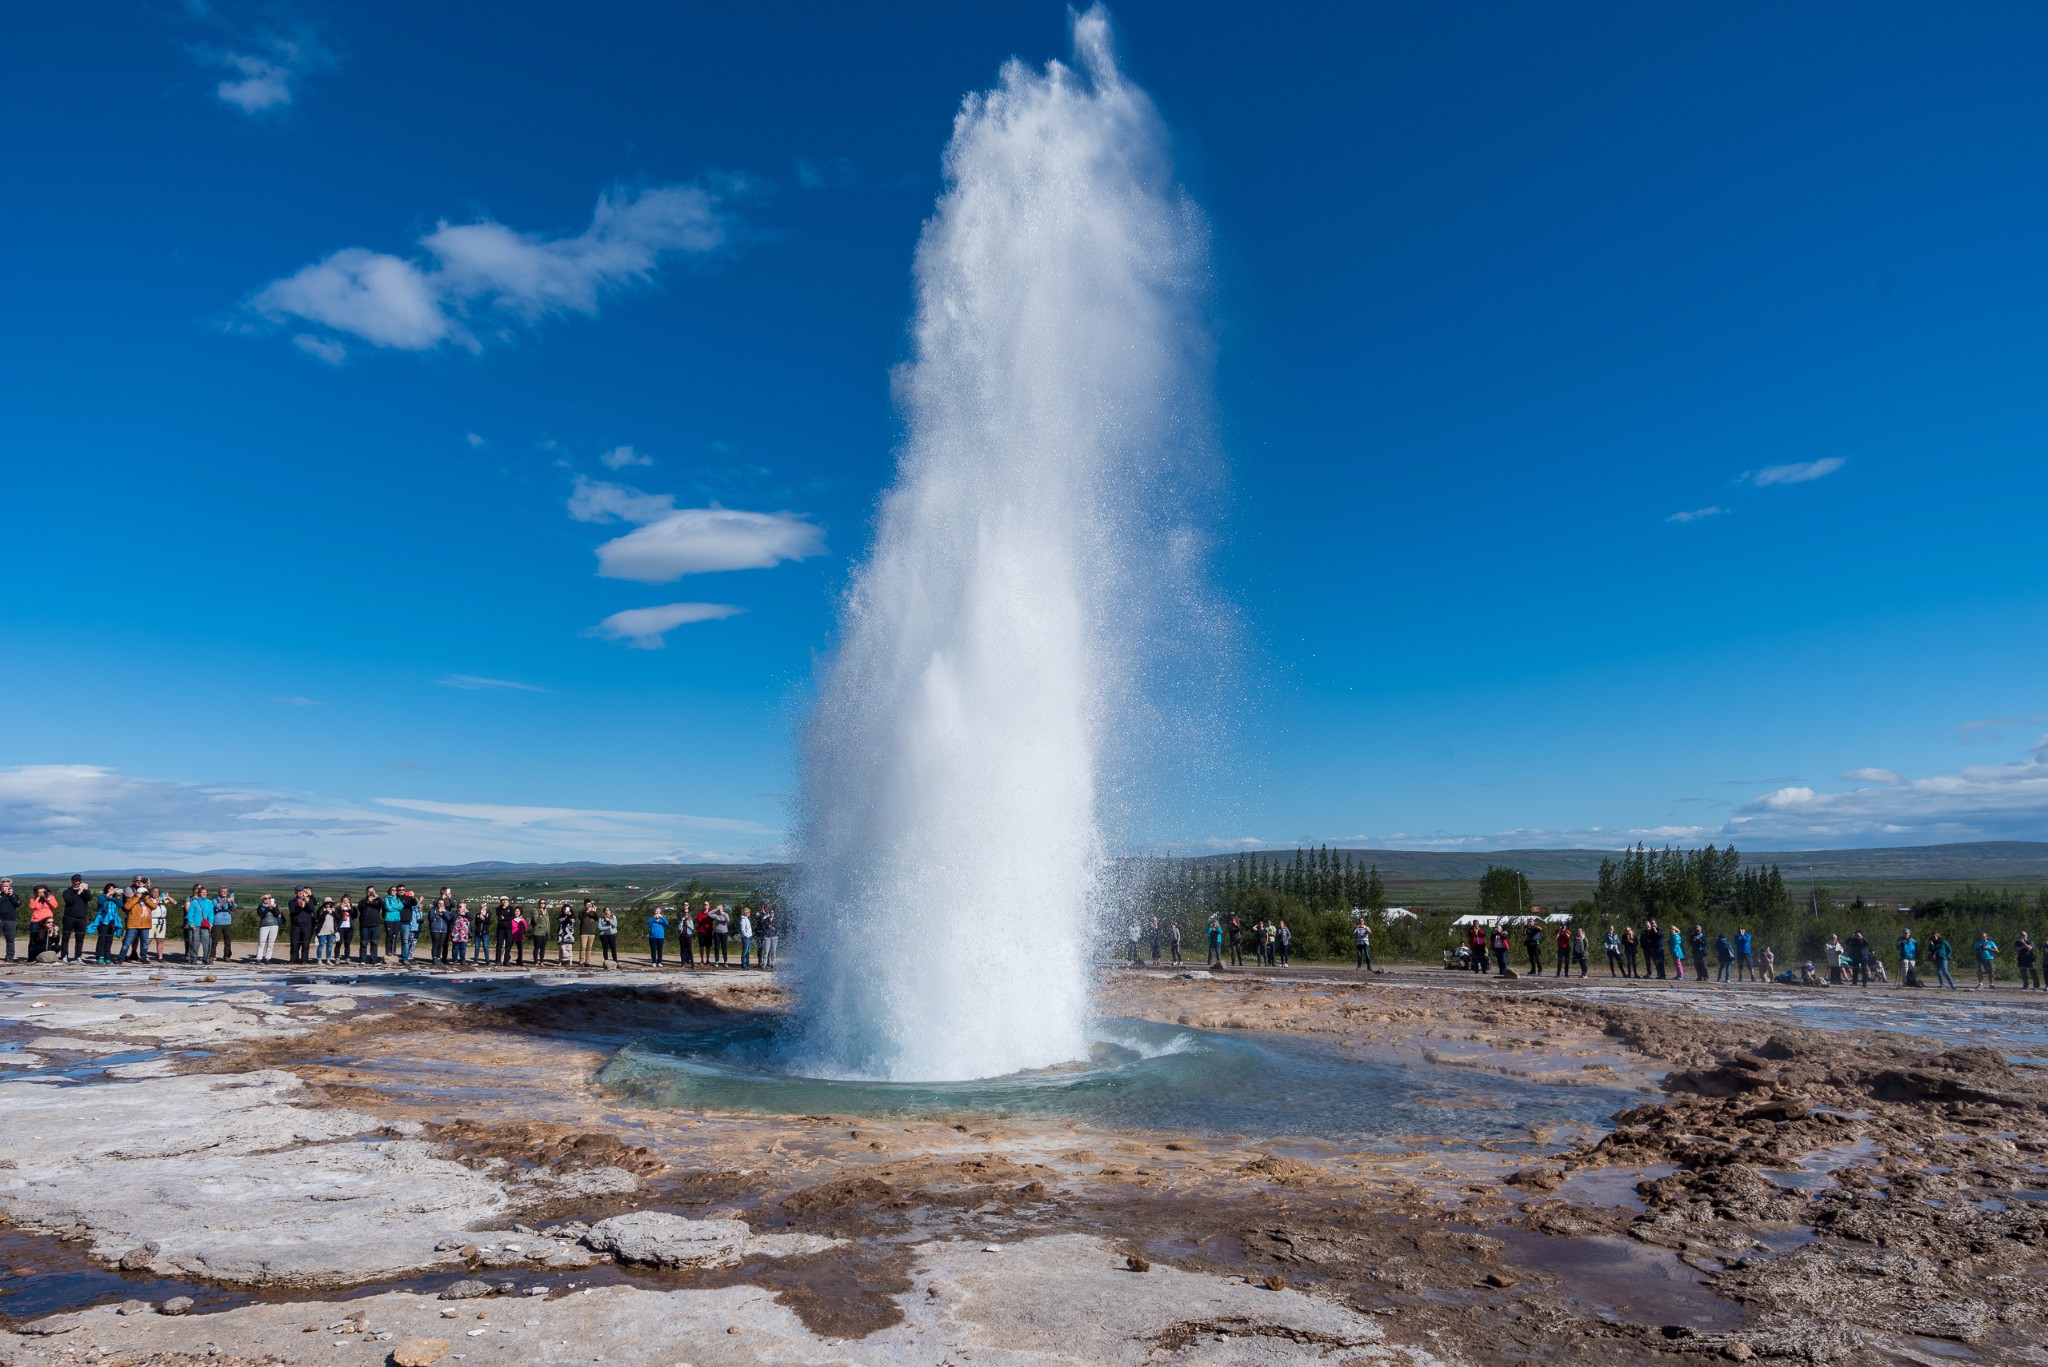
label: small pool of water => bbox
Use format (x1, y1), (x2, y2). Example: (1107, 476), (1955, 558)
(599, 1018), (1648, 1148)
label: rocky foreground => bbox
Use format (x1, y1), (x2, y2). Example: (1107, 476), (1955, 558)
(0, 960), (2045, 1365)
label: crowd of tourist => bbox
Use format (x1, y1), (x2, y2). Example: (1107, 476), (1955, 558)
(1448, 916), (2012, 989)
(0, 875), (777, 972)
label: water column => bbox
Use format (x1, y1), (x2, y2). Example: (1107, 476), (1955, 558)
(791, 7), (1209, 1081)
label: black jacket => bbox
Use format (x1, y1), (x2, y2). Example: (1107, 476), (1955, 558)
(62, 885), (94, 924)
(0, 892), (18, 922)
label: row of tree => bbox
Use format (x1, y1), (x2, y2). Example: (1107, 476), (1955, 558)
(1592, 843), (1791, 922)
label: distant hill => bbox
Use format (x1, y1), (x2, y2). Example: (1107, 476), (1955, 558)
(24, 842), (2048, 886)
(1186, 842), (2048, 882)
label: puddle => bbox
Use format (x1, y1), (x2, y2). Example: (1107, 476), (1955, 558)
(1495, 1228), (1744, 1331)
(1754, 1226), (1817, 1253)
(1558, 1165), (1676, 1212)
(1761, 1138), (1880, 1193)
(0, 1229), (234, 1323)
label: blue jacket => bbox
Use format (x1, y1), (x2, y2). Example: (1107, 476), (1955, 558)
(185, 897), (215, 930)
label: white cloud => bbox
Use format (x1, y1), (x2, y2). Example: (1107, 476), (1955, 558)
(598, 508), (825, 581)
(566, 476), (823, 581)
(466, 432), (486, 448)
(249, 184), (731, 354)
(436, 674), (551, 693)
(1729, 744), (2048, 844)
(291, 333), (346, 365)
(1748, 457), (1846, 487)
(194, 26), (334, 117)
(600, 444), (653, 469)
(588, 603), (743, 649)
(1666, 506), (1729, 524)
(0, 764), (778, 869)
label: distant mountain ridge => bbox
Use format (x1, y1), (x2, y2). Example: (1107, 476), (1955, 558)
(20, 842), (2048, 884)
(1187, 841), (2048, 882)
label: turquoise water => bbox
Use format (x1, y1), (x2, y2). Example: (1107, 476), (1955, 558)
(597, 1018), (1646, 1148)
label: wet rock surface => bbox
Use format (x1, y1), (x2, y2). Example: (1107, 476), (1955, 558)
(2, 963), (2047, 1363)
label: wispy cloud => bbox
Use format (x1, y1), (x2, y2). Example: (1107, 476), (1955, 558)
(1840, 767), (1901, 783)
(1744, 457), (1846, 487)
(465, 432), (486, 448)
(249, 183), (733, 356)
(599, 444), (653, 470)
(567, 476), (823, 582)
(0, 764), (778, 869)
(436, 674), (551, 693)
(588, 603), (743, 649)
(1666, 506), (1729, 524)
(291, 333), (346, 364)
(189, 14), (335, 117)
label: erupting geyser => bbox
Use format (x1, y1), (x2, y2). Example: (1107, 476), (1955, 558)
(789, 8), (1210, 1082)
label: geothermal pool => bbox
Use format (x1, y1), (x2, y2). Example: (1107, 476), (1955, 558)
(597, 1017), (1647, 1147)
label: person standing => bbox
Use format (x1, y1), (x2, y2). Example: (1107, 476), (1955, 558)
(1643, 918), (1664, 979)
(1207, 916), (1225, 968)
(1169, 919), (1183, 964)
(1354, 917), (1373, 972)
(509, 904), (528, 966)
(1523, 919), (1543, 975)
(0, 877), (18, 961)
(1149, 917), (1162, 961)
(315, 900), (338, 964)
(212, 885), (236, 961)
(1603, 925), (1623, 977)
(1571, 926), (1590, 977)
(556, 906), (574, 964)
(185, 884), (216, 966)
(450, 902), (472, 965)
(1847, 930), (1871, 987)
(647, 906), (668, 967)
(1667, 924), (1685, 980)
(1277, 919), (1292, 967)
(255, 895), (283, 962)
(288, 886), (317, 964)
(579, 900), (600, 967)
(598, 907), (620, 967)
(1760, 945), (1776, 981)
(1900, 928), (1924, 988)
(428, 894), (451, 966)
(712, 904), (731, 965)
(1930, 932), (1956, 988)
(1975, 932), (2000, 988)
(1620, 925), (1638, 977)
(1228, 914), (1244, 967)
(26, 882), (60, 960)
(360, 887), (383, 964)
(90, 883), (123, 963)
(1734, 927), (1754, 981)
(335, 895), (355, 963)
(1715, 933), (1734, 983)
(1689, 927), (1709, 985)
(1491, 923), (1511, 975)
(490, 897), (513, 966)
(758, 906), (777, 970)
(1553, 924), (1571, 977)
(529, 899), (550, 967)
(739, 907), (755, 968)
(121, 879), (155, 963)
(60, 874), (94, 962)
(380, 887), (405, 963)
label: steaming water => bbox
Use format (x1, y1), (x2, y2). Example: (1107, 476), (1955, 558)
(789, 9), (1208, 1082)
(601, 1019), (1649, 1146)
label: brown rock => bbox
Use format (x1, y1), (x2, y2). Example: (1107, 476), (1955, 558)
(1485, 1272), (1517, 1289)
(1125, 1254), (1150, 1272)
(390, 1337), (451, 1366)
(1263, 1275), (1286, 1291)
(118, 1247), (155, 1271)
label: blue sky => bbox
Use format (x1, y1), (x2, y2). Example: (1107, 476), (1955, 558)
(4, 1), (2046, 869)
